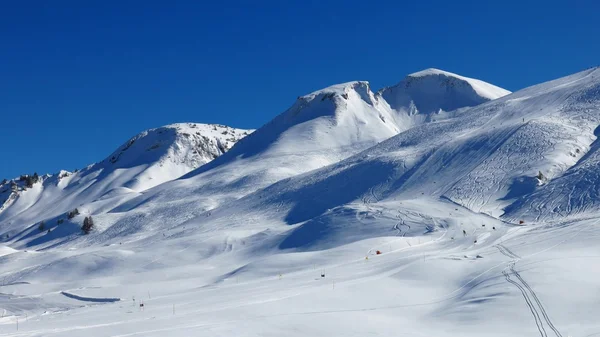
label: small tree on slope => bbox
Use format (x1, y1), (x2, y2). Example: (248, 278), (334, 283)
(82, 216), (94, 234)
(67, 208), (80, 219)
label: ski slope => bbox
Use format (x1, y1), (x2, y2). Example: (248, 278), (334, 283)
(2, 68), (600, 336)
(1, 200), (598, 337)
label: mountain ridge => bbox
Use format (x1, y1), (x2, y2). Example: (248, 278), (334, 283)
(0, 68), (511, 248)
(0, 122), (252, 237)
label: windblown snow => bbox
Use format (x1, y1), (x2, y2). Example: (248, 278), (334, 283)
(2, 68), (600, 337)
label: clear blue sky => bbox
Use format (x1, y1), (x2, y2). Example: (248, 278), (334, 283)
(1, 0), (598, 179)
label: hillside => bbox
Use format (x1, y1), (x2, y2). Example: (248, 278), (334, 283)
(0, 123), (252, 240)
(213, 67), (600, 231)
(102, 70), (511, 227)
(0, 69), (512, 250)
(4, 68), (600, 337)
(381, 68), (509, 112)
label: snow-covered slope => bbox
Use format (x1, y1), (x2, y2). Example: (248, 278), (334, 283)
(58, 81), (411, 246)
(185, 81), (402, 186)
(198, 67), (600, 235)
(0, 123), (251, 239)
(504, 73), (600, 220)
(107, 71), (509, 224)
(380, 68), (510, 116)
(99, 123), (251, 191)
(0, 68), (510, 251)
(13, 67), (600, 337)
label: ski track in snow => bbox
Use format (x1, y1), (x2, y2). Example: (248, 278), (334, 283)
(502, 266), (547, 337)
(496, 244), (562, 337)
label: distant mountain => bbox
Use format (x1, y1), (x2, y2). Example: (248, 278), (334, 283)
(95, 81), (410, 236)
(186, 81), (403, 185)
(58, 68), (510, 249)
(380, 68), (510, 114)
(0, 68), (510, 248)
(190, 70), (509, 185)
(98, 123), (252, 191)
(0, 123), (252, 240)
(216, 67), (600, 238)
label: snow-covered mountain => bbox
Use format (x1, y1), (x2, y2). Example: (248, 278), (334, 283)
(0, 68), (510, 250)
(212, 67), (600, 230)
(183, 81), (403, 188)
(378, 68), (510, 125)
(381, 68), (510, 113)
(98, 123), (252, 191)
(190, 68), (510, 186)
(0, 123), (252, 238)
(109, 71), (510, 219)
(6, 67), (600, 337)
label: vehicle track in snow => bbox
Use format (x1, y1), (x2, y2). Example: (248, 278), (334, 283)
(502, 265), (547, 337)
(511, 264), (563, 337)
(496, 244), (562, 337)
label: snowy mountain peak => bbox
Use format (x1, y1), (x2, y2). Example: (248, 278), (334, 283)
(102, 123), (251, 171)
(78, 122), (252, 192)
(407, 68), (511, 99)
(407, 67), (461, 78)
(180, 79), (398, 194)
(301, 81), (371, 100)
(0, 122), (252, 231)
(293, 81), (377, 111)
(380, 68), (510, 115)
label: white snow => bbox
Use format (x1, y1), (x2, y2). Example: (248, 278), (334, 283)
(2, 67), (600, 337)
(380, 68), (511, 122)
(0, 123), (252, 244)
(0, 245), (17, 257)
(408, 68), (511, 100)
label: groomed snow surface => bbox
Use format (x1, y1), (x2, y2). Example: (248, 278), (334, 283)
(1, 68), (600, 336)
